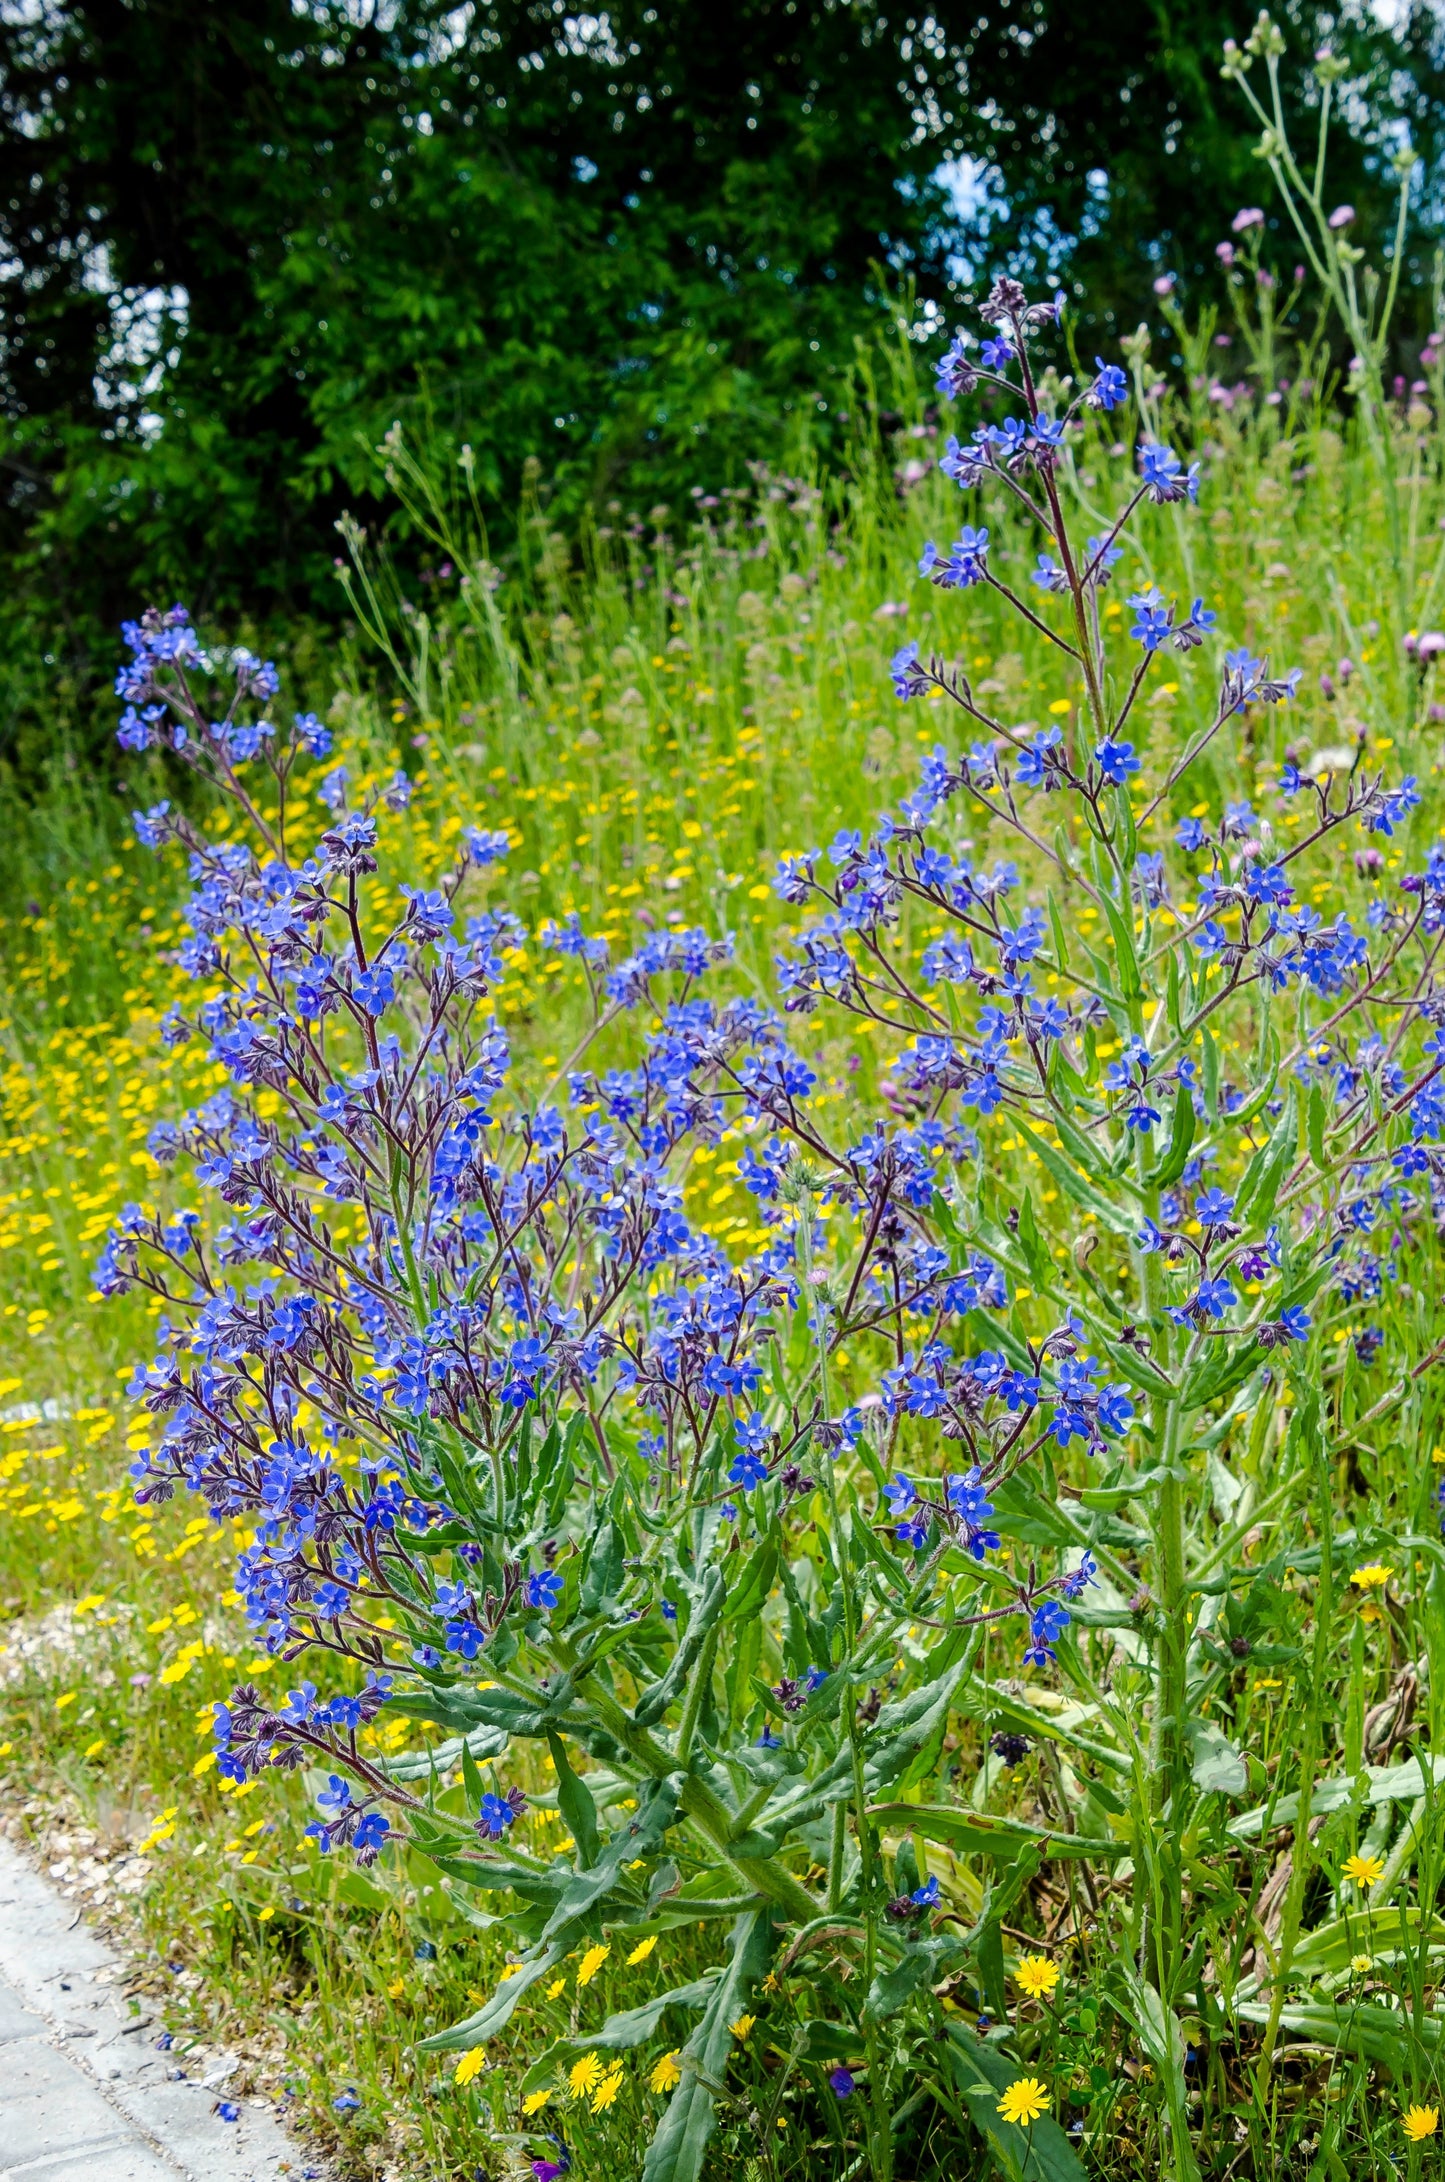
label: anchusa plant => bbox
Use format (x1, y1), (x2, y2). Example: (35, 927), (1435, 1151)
(101, 277), (1445, 2182)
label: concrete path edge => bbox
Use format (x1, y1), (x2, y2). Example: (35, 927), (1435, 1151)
(0, 1831), (305, 2181)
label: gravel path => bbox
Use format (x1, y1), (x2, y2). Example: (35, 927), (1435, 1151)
(0, 1832), (305, 2181)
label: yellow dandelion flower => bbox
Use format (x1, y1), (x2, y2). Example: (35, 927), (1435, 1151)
(627, 1936), (658, 1966)
(568, 2053), (604, 2101)
(729, 2014), (756, 2042)
(1350, 1953), (1373, 1975)
(546, 1977), (568, 1999)
(454, 2047), (486, 2086)
(650, 2050), (683, 2094)
(591, 2066), (625, 2114)
(1350, 1564), (1393, 1590)
(1013, 1954), (1060, 2000)
(522, 2089), (553, 2116)
(1405, 2104), (1440, 2143)
(997, 2077), (1050, 2128)
(577, 1943), (611, 1987)
(387, 1977), (405, 1999)
(1343, 1852), (1386, 1888)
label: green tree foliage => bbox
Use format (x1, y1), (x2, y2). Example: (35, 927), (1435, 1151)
(1, 0), (1442, 767)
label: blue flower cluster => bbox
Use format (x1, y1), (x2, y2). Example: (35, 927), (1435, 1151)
(99, 276), (1443, 1918)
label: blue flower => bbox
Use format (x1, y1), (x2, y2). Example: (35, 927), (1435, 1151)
(1195, 1188), (1236, 1225)
(132, 801), (171, 850)
(353, 1809), (390, 1858)
(934, 526), (989, 588)
(478, 1792), (520, 1839)
(1176, 817), (1208, 852)
(1088, 360), (1128, 411)
(890, 641), (924, 700)
(1095, 738), (1140, 784)
(445, 1617), (487, 1659)
(1246, 861), (1293, 905)
(1024, 1598), (1072, 1668)
(352, 965), (395, 1016)
(830, 2066), (856, 2098)
(333, 2088), (361, 2114)
(525, 1569), (563, 1611)
(729, 1450), (769, 1490)
(1279, 1305), (1312, 1341)
(1194, 1277), (1238, 1318)
(1130, 601), (1173, 651)
(912, 1874), (941, 1908)
(1060, 1552), (1098, 1599)
(1368, 777), (1422, 836)
(883, 1473), (917, 1513)
(935, 334), (977, 399)
(1096, 1384), (1134, 1436)
(1016, 726), (1063, 789)
(1139, 442), (1200, 503)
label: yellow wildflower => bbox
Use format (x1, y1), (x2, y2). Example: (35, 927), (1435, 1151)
(650, 2050), (683, 2094)
(568, 2052), (604, 2100)
(1405, 2104), (1440, 2143)
(729, 2014), (756, 2042)
(591, 2066), (625, 2114)
(387, 1977), (405, 1999)
(627, 1936), (658, 1966)
(1350, 1564), (1393, 1590)
(546, 1977), (567, 1999)
(522, 2089), (553, 2117)
(577, 1943), (610, 1987)
(1343, 1852), (1386, 1888)
(997, 2077), (1050, 2128)
(1013, 1954), (1060, 2000)
(1350, 1953), (1373, 1975)
(454, 2047), (486, 2086)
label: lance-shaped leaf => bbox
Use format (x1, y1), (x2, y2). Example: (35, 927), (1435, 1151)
(1229, 1753), (1445, 1840)
(420, 1935), (572, 2049)
(519, 1975), (723, 2093)
(761, 1634), (976, 1836)
(1147, 1080), (1196, 1191)
(942, 2023), (1090, 2182)
(634, 1564), (726, 1726)
(641, 1911), (775, 2182)
(865, 1932), (969, 2021)
(1106, 1964), (1201, 2182)
(581, 1516), (627, 1611)
(1015, 1121), (1138, 1236)
(419, 1776), (683, 2052)
(1232, 1998), (1445, 2066)
(379, 1723), (510, 1780)
(547, 1730), (600, 1868)
(534, 1772), (683, 1946)
(870, 1802), (1128, 1861)
(383, 1675), (578, 1740)
(1233, 1084), (1297, 1228)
